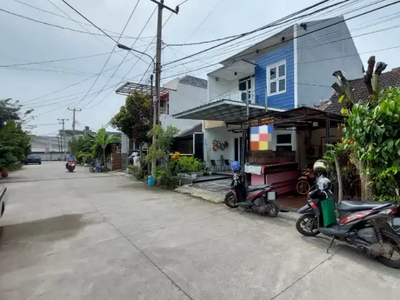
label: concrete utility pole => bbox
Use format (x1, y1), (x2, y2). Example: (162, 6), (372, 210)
(149, 0), (179, 176)
(67, 107), (81, 138)
(58, 118), (69, 157)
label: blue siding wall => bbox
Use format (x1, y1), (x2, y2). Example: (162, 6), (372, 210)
(255, 42), (294, 109)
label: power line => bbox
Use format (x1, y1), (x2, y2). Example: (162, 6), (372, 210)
(0, 50), (121, 68)
(82, 5), (157, 109)
(163, 1), (400, 68)
(60, 0), (141, 107)
(162, 43), (400, 81)
(84, 5), (177, 110)
(166, 0), (348, 47)
(0, 7), (144, 40)
(12, 0), (153, 41)
(60, 0), (119, 43)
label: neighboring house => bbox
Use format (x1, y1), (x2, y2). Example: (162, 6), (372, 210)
(320, 67), (400, 114)
(160, 75), (208, 132)
(173, 16), (364, 166)
(118, 75), (208, 161)
(312, 67), (400, 152)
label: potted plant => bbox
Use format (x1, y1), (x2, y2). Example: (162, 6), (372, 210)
(0, 166), (7, 178)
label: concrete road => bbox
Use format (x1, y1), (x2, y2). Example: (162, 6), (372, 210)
(0, 162), (399, 300)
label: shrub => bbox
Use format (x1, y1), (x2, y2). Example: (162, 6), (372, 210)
(173, 156), (202, 173)
(128, 165), (144, 180)
(155, 167), (178, 189)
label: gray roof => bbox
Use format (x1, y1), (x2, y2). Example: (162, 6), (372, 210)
(176, 123), (202, 138)
(320, 68), (400, 114)
(179, 75), (207, 89)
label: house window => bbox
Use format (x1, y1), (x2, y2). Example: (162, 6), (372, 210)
(266, 60), (286, 96)
(276, 133), (292, 151)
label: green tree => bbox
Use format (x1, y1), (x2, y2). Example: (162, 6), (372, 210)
(110, 92), (152, 154)
(0, 120), (31, 170)
(146, 125), (179, 164)
(0, 98), (34, 129)
(343, 87), (400, 201)
(92, 128), (120, 166)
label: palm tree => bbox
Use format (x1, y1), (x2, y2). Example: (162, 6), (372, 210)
(92, 128), (120, 166)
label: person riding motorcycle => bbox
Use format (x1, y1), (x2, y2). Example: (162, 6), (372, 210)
(308, 159), (333, 201)
(65, 153), (76, 168)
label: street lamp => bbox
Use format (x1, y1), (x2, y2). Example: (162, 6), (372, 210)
(117, 43), (158, 178)
(117, 43), (155, 71)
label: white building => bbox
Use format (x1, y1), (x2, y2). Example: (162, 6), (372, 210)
(118, 75), (208, 163)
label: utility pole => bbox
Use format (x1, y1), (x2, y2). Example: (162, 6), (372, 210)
(58, 118), (69, 157)
(150, 0), (179, 176)
(68, 107), (81, 138)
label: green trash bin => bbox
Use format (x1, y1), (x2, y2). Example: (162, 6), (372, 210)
(321, 197), (337, 227)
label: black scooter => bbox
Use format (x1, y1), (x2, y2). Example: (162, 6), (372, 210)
(296, 185), (400, 268)
(224, 170), (279, 217)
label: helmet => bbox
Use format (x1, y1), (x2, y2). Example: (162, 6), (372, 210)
(313, 159), (328, 177)
(231, 161), (241, 171)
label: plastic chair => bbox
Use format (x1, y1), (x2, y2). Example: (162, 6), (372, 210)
(210, 160), (220, 171)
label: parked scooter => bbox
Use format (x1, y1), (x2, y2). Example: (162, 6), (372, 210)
(224, 161), (279, 217)
(66, 161), (76, 172)
(89, 160), (103, 173)
(296, 165), (315, 195)
(296, 159), (400, 269)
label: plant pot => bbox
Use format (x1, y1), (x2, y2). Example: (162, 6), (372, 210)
(1, 169), (9, 178)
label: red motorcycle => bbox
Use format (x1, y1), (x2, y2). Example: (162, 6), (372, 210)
(296, 167), (315, 195)
(66, 161), (76, 172)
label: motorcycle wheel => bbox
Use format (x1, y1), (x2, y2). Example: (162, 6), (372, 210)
(224, 191), (238, 208)
(265, 201), (279, 218)
(296, 214), (320, 236)
(296, 180), (311, 195)
(377, 229), (400, 269)
(89, 167), (95, 173)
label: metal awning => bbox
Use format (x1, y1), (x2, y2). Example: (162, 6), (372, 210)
(172, 99), (269, 122)
(115, 82), (172, 96)
(227, 106), (344, 129)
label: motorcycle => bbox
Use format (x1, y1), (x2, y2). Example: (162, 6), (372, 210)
(224, 170), (279, 217)
(89, 160), (102, 173)
(296, 184), (400, 268)
(296, 167), (315, 195)
(66, 161), (76, 172)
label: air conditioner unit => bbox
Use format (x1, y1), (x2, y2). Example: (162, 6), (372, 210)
(306, 146), (320, 158)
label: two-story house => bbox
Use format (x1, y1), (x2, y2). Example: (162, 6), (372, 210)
(118, 75), (208, 163)
(173, 16), (363, 168)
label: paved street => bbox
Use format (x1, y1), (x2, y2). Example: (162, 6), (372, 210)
(1, 162), (399, 300)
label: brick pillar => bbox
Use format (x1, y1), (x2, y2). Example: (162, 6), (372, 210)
(112, 153), (122, 170)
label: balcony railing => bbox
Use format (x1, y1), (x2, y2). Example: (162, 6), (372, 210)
(210, 91), (256, 104)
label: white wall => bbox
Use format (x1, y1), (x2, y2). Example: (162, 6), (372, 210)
(296, 17), (363, 107)
(161, 80), (207, 132)
(121, 132), (129, 154)
(159, 114), (201, 132)
(203, 126), (242, 165)
(208, 76), (238, 101)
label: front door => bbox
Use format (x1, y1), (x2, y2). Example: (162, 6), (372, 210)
(194, 133), (204, 162)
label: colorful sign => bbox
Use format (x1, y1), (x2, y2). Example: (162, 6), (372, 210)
(250, 125), (273, 150)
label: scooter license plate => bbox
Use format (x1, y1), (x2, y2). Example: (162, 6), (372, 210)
(267, 191), (277, 200)
(393, 218), (400, 226)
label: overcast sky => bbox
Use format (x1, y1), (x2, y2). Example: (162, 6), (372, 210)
(1, 0), (400, 135)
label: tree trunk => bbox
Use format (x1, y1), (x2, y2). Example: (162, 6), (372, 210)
(102, 147), (106, 166)
(351, 154), (374, 200)
(334, 155), (343, 203)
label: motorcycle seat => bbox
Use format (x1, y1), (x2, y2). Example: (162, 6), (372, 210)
(337, 200), (393, 212)
(247, 185), (270, 192)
